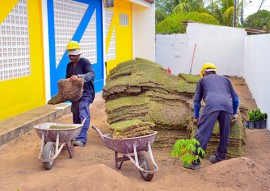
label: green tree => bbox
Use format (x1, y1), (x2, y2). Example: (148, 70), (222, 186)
(172, 0), (206, 14)
(156, 12), (220, 34)
(171, 138), (205, 168)
(156, 0), (247, 29)
(243, 10), (270, 32)
(205, 0), (236, 26)
(156, 0), (205, 15)
(172, 2), (192, 13)
(155, 0), (176, 15)
(155, 9), (167, 24)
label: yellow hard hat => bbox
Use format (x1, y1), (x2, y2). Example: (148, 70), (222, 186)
(66, 41), (80, 50)
(200, 63), (217, 78)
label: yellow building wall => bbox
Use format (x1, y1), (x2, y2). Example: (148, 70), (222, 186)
(106, 0), (133, 76)
(0, 0), (45, 120)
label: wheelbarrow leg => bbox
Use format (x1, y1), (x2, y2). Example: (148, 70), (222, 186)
(115, 151), (127, 170)
(67, 140), (75, 158)
(38, 133), (45, 159)
(147, 142), (158, 168)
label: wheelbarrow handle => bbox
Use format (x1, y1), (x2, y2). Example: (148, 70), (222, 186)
(81, 116), (90, 126)
(92, 126), (104, 141)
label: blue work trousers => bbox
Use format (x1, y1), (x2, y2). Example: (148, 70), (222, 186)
(195, 110), (232, 160)
(71, 98), (91, 144)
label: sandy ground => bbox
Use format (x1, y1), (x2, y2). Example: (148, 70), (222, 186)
(0, 77), (270, 191)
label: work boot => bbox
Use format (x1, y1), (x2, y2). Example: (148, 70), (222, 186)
(187, 163), (200, 170)
(186, 161), (200, 170)
(209, 154), (223, 164)
(73, 140), (86, 147)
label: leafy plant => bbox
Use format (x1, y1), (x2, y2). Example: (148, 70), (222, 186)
(263, 113), (268, 120)
(155, 9), (167, 24)
(156, 12), (220, 34)
(243, 10), (270, 33)
(248, 108), (267, 122)
(171, 138), (205, 168)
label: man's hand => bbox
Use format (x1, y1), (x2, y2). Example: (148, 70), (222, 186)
(193, 118), (199, 125)
(232, 114), (238, 122)
(70, 75), (79, 80)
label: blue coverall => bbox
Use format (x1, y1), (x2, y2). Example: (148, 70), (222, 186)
(66, 57), (95, 144)
(193, 74), (239, 162)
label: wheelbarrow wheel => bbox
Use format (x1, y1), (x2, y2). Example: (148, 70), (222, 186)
(43, 142), (55, 170)
(138, 151), (154, 181)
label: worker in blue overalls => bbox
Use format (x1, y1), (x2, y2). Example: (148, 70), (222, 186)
(66, 41), (95, 147)
(188, 63), (239, 170)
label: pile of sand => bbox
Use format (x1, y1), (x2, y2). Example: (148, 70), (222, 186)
(19, 157), (270, 191)
(201, 157), (270, 190)
(21, 164), (141, 191)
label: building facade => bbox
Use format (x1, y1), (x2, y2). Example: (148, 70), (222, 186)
(0, 0), (155, 120)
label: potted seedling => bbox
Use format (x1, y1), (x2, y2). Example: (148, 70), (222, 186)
(247, 110), (255, 129)
(171, 138), (205, 168)
(248, 108), (267, 129)
(259, 112), (267, 129)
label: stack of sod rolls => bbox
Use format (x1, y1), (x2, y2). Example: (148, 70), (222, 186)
(102, 58), (247, 158)
(103, 58), (197, 142)
(109, 119), (155, 139)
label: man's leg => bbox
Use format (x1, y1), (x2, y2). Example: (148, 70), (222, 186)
(216, 111), (232, 160)
(195, 111), (220, 154)
(75, 99), (90, 145)
(71, 101), (80, 124)
(188, 111), (219, 170)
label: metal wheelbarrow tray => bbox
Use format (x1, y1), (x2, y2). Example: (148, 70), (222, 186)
(92, 126), (158, 181)
(34, 123), (82, 170)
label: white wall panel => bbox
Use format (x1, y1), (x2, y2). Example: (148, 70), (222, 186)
(244, 34), (270, 130)
(132, 2), (155, 61)
(156, 23), (246, 76)
(0, 0), (30, 81)
(53, 0), (88, 67)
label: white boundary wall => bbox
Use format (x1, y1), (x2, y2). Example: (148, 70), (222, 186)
(156, 23), (246, 76)
(132, 2), (155, 61)
(156, 23), (270, 130)
(244, 34), (270, 130)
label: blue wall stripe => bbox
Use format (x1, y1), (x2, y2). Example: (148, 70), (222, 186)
(47, 0), (104, 96)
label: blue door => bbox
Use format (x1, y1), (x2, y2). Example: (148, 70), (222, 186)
(47, 0), (104, 97)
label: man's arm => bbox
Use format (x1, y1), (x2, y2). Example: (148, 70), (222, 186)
(77, 59), (96, 82)
(193, 101), (201, 124)
(228, 81), (239, 115)
(232, 96), (239, 115)
(193, 80), (203, 124)
(193, 101), (201, 119)
(228, 80), (239, 122)
(78, 70), (95, 82)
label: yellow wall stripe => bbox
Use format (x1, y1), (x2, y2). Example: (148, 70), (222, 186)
(0, 0), (45, 120)
(106, 12), (116, 54)
(105, 0), (133, 75)
(0, 0), (19, 24)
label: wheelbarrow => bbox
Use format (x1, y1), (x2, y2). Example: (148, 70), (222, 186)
(92, 126), (158, 181)
(34, 122), (83, 170)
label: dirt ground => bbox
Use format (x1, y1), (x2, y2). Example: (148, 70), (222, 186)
(1, 77), (270, 191)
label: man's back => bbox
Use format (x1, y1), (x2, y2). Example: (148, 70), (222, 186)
(194, 74), (238, 115)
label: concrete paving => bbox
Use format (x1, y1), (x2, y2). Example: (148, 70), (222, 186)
(0, 103), (71, 146)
